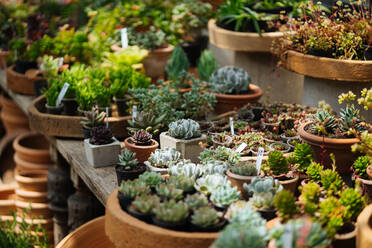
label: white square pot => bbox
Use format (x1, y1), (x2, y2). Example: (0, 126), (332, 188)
(159, 132), (206, 163)
(84, 138), (121, 168)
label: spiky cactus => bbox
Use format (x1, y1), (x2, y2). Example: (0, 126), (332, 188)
(153, 199), (189, 224)
(191, 206), (221, 228)
(209, 66), (251, 94)
(168, 119), (201, 140)
(131, 129), (153, 146)
(89, 126), (113, 145)
(118, 149), (138, 170)
(148, 148), (181, 168)
(210, 185), (240, 208)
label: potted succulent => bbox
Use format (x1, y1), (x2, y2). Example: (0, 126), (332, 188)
(169, 160), (203, 179)
(84, 126), (121, 168)
(80, 109), (106, 139)
(280, 129), (299, 141)
(190, 206), (225, 232)
(152, 199), (189, 231)
(273, 190), (299, 223)
(127, 194), (160, 223)
(168, 175), (195, 195)
(195, 174), (231, 196)
(118, 179), (150, 210)
(207, 66), (263, 114)
(184, 193), (209, 210)
(210, 185), (240, 210)
(250, 141), (271, 156)
(261, 112), (280, 133)
(226, 162), (258, 200)
(269, 142), (291, 154)
(160, 119), (206, 163)
(211, 133), (233, 148)
(44, 83), (63, 115)
(115, 149), (146, 185)
(146, 148), (181, 175)
(353, 156), (372, 200)
(165, 46), (191, 92)
(155, 183), (184, 201)
(124, 129), (159, 162)
(199, 146), (241, 167)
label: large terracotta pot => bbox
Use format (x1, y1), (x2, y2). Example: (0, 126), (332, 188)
(281, 50), (372, 82)
(211, 84), (264, 114)
(56, 216), (115, 248)
(208, 19), (287, 52)
(6, 65), (42, 95)
(226, 169), (255, 200)
(13, 132), (51, 164)
(357, 204), (372, 248)
(124, 137), (159, 163)
(298, 122), (359, 174)
(143, 45), (174, 80)
(14, 154), (53, 172)
(105, 189), (219, 248)
(0, 95), (29, 134)
(15, 170), (48, 192)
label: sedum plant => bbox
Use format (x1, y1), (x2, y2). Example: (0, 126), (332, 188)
(197, 50), (218, 82)
(306, 162), (323, 183)
(195, 174), (230, 195)
(148, 148), (181, 168)
(339, 186), (366, 221)
(289, 143), (314, 173)
(130, 194), (160, 215)
(131, 130), (153, 146)
(184, 193), (209, 210)
(209, 66), (251, 94)
(191, 206), (221, 228)
(230, 162), (257, 176)
(318, 196), (345, 237)
(353, 155), (371, 180)
(156, 183), (183, 200)
(320, 169), (344, 196)
(118, 149), (138, 170)
(168, 175), (195, 193)
(210, 185), (240, 208)
(168, 119), (201, 140)
(274, 190), (298, 223)
(138, 172), (163, 188)
(119, 179), (150, 199)
(169, 160), (203, 178)
(299, 182), (321, 216)
(89, 126), (114, 145)
(267, 150), (289, 175)
(153, 200), (189, 224)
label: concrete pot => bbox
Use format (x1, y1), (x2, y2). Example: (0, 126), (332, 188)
(15, 170), (48, 192)
(124, 137), (159, 163)
(357, 204), (372, 248)
(6, 65), (43, 95)
(208, 19), (286, 52)
(160, 132), (206, 163)
(13, 132), (51, 164)
(145, 161), (169, 175)
(84, 138), (121, 168)
(226, 169), (255, 200)
(105, 189), (219, 248)
(278, 174), (299, 194)
(210, 84), (264, 114)
(143, 45), (174, 80)
(298, 122), (359, 174)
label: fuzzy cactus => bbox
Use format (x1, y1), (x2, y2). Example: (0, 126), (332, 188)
(131, 129), (153, 146)
(191, 206), (221, 228)
(118, 149), (138, 170)
(210, 185), (240, 208)
(168, 119), (201, 140)
(209, 66), (251, 94)
(148, 148), (181, 168)
(89, 126), (114, 145)
(153, 199), (189, 224)
(184, 193), (209, 210)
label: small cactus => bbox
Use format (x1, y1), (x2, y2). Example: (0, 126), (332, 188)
(131, 129), (153, 146)
(118, 149), (138, 170)
(191, 206), (221, 228)
(168, 119), (201, 140)
(153, 199), (189, 224)
(89, 126), (114, 145)
(209, 66), (251, 94)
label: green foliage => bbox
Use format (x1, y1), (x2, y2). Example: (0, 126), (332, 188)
(191, 206), (221, 228)
(210, 185), (240, 208)
(353, 155), (371, 179)
(230, 162), (257, 176)
(274, 190), (298, 223)
(267, 150), (289, 175)
(103, 46), (148, 68)
(138, 171), (163, 188)
(127, 111), (166, 137)
(197, 50), (218, 81)
(168, 175), (195, 192)
(76, 83), (95, 111)
(184, 193), (209, 210)
(340, 187), (366, 221)
(199, 146), (241, 166)
(153, 199), (189, 224)
(318, 197), (344, 237)
(44, 82), (61, 107)
(148, 148), (181, 168)
(299, 182), (321, 216)
(118, 149), (138, 170)
(311, 110), (338, 136)
(320, 169), (344, 196)
(290, 143), (314, 173)
(165, 46), (189, 82)
(130, 194), (160, 215)
(209, 66), (251, 94)
(168, 119), (201, 140)
(128, 26), (166, 50)
(119, 179), (150, 199)
(306, 162), (323, 183)
(156, 183), (184, 200)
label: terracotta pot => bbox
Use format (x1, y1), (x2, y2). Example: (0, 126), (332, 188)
(56, 216), (115, 248)
(0, 50), (9, 69)
(0, 95), (29, 133)
(281, 50), (372, 82)
(14, 154), (53, 172)
(13, 132), (51, 164)
(143, 45), (174, 80)
(6, 65), (43, 95)
(332, 223), (356, 248)
(15, 170), (48, 192)
(105, 189), (219, 248)
(0, 184), (16, 215)
(15, 199), (52, 219)
(124, 137), (159, 163)
(278, 174), (299, 194)
(357, 204), (372, 248)
(210, 84), (264, 114)
(16, 216), (53, 231)
(226, 169), (255, 200)
(356, 177), (372, 201)
(298, 122), (359, 174)
(15, 189), (47, 203)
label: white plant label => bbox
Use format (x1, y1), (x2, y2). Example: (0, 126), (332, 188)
(106, 107), (109, 128)
(132, 105), (137, 121)
(255, 147), (264, 174)
(229, 117), (234, 135)
(56, 82), (69, 107)
(236, 142), (248, 153)
(58, 57), (64, 67)
(121, 28), (128, 48)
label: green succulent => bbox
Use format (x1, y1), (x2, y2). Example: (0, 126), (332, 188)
(153, 199), (189, 224)
(165, 46), (189, 82)
(80, 109), (106, 129)
(306, 162), (323, 183)
(118, 149), (138, 170)
(119, 179), (150, 199)
(299, 182), (321, 216)
(168, 175), (195, 193)
(340, 187), (366, 221)
(290, 143), (314, 173)
(191, 206), (221, 228)
(267, 150), (289, 175)
(169, 160), (203, 178)
(225, 201), (266, 226)
(168, 119), (201, 140)
(195, 174), (230, 195)
(209, 66), (251, 94)
(340, 105), (365, 133)
(184, 193), (209, 210)
(210, 185), (240, 208)
(148, 148), (181, 168)
(201, 160), (229, 175)
(274, 190), (298, 223)
(130, 194), (160, 215)
(244, 177), (282, 210)
(138, 171), (163, 188)
(230, 162), (257, 176)
(353, 155), (371, 179)
(199, 146), (241, 166)
(318, 197), (345, 237)
(127, 111), (166, 137)
(197, 50), (218, 82)
(311, 110), (338, 135)
(320, 169), (344, 196)
(127, 26), (166, 50)
(156, 183), (184, 200)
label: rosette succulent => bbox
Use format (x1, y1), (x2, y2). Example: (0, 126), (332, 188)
(118, 149), (138, 170)
(156, 183), (184, 201)
(210, 185), (240, 208)
(153, 200), (189, 224)
(168, 119), (201, 140)
(138, 171), (163, 188)
(191, 206), (221, 228)
(184, 193), (209, 210)
(209, 66), (251, 94)
(195, 174), (231, 195)
(131, 129), (153, 146)
(169, 160), (203, 178)
(89, 126), (114, 145)
(148, 148), (181, 168)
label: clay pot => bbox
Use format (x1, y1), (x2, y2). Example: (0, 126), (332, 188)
(15, 170), (48, 192)
(124, 137), (159, 163)
(105, 189), (219, 248)
(357, 204), (372, 248)
(14, 154), (53, 172)
(143, 45), (174, 80)
(56, 216), (115, 248)
(210, 84), (264, 114)
(0, 184), (16, 215)
(0, 95), (29, 133)
(332, 222), (356, 248)
(298, 122), (359, 175)
(278, 174), (299, 194)
(367, 166), (372, 179)
(0, 50), (9, 69)
(13, 132), (51, 164)
(15, 189), (47, 203)
(6, 65), (43, 95)
(356, 177), (372, 201)
(15, 199), (52, 219)
(226, 169), (255, 200)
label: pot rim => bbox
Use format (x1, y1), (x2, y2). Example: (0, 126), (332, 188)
(356, 177), (372, 185)
(277, 173), (299, 184)
(226, 168), (257, 181)
(13, 154), (53, 169)
(150, 44), (175, 53)
(124, 137), (159, 150)
(209, 84), (264, 100)
(7, 64), (43, 80)
(15, 169), (48, 183)
(13, 132), (50, 156)
(334, 222), (357, 240)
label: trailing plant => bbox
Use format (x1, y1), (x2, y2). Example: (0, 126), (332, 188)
(119, 179), (150, 199)
(118, 149), (138, 170)
(148, 148), (181, 168)
(131, 129), (153, 146)
(184, 193), (209, 210)
(306, 162), (323, 183)
(168, 119), (201, 140)
(274, 190), (298, 223)
(89, 126), (114, 145)
(210, 185), (240, 208)
(156, 183), (184, 200)
(130, 194), (160, 215)
(138, 171), (163, 188)
(230, 162), (257, 176)
(209, 66), (251, 94)
(197, 50), (218, 82)
(168, 175), (195, 192)
(353, 155), (371, 180)
(191, 206), (221, 228)
(153, 199), (189, 224)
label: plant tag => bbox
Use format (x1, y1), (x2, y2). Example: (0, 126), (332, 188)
(132, 105), (137, 121)
(56, 82), (69, 107)
(255, 147), (264, 174)
(230, 117), (234, 135)
(236, 142), (248, 153)
(121, 28), (128, 49)
(106, 107), (109, 128)
(58, 57), (64, 67)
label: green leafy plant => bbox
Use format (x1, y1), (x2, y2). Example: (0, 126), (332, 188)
(230, 162), (257, 176)
(168, 119), (201, 140)
(129, 194), (160, 215)
(191, 206), (221, 228)
(184, 193), (209, 210)
(138, 171), (163, 188)
(168, 175), (195, 192)
(210, 185), (240, 208)
(320, 169), (344, 196)
(76, 83), (95, 111)
(353, 155), (371, 180)
(267, 150), (289, 175)
(148, 148), (181, 168)
(156, 183), (184, 200)
(197, 50), (218, 81)
(103, 46), (148, 68)
(318, 196), (345, 237)
(43, 82), (61, 107)
(274, 190), (298, 223)
(339, 187), (366, 221)
(306, 162), (323, 183)
(165, 46), (189, 82)
(153, 199), (189, 224)
(118, 149), (138, 170)
(209, 66), (251, 94)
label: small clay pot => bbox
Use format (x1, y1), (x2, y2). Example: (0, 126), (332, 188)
(258, 208), (277, 221)
(278, 174), (299, 194)
(211, 134), (232, 148)
(226, 169), (256, 200)
(15, 199), (52, 219)
(13, 132), (51, 164)
(0, 185), (16, 215)
(269, 142), (291, 154)
(115, 98), (129, 117)
(45, 103), (63, 115)
(115, 163), (146, 186)
(14, 153), (53, 172)
(124, 137), (159, 163)
(152, 217), (187, 231)
(332, 222), (356, 248)
(62, 98), (78, 116)
(15, 170), (48, 192)
(15, 189), (47, 203)
(356, 177), (372, 201)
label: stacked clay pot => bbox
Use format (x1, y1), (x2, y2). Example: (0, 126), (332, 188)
(0, 184), (16, 221)
(0, 95), (29, 134)
(13, 132), (53, 242)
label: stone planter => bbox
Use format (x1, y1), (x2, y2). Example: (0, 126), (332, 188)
(13, 132), (51, 164)
(105, 189), (218, 248)
(278, 174), (299, 194)
(6, 65), (43, 95)
(84, 138), (121, 168)
(357, 204), (372, 248)
(210, 84), (264, 114)
(298, 122), (359, 175)
(226, 169), (255, 200)
(143, 45), (174, 80)
(160, 132), (206, 163)
(145, 161), (169, 175)
(124, 137), (159, 163)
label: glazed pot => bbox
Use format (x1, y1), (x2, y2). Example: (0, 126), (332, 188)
(6, 65), (43, 95)
(14, 154), (53, 172)
(143, 45), (174, 80)
(115, 163), (147, 186)
(124, 137), (159, 163)
(277, 174), (299, 194)
(332, 222), (356, 248)
(13, 132), (51, 164)
(45, 103), (63, 115)
(62, 98), (78, 116)
(15, 170), (48, 192)
(210, 84), (264, 114)
(298, 122), (359, 174)
(356, 204), (372, 248)
(226, 169), (255, 200)
(0, 95), (29, 133)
